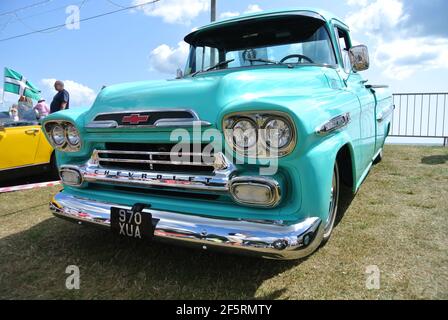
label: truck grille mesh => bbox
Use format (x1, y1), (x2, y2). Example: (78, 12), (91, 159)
(97, 143), (216, 174)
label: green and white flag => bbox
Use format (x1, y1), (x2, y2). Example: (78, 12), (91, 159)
(3, 67), (41, 101)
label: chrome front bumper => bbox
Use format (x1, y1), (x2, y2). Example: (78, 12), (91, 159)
(50, 192), (324, 260)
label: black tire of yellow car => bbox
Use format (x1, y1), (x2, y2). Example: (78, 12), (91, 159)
(50, 153), (59, 180)
(322, 162), (340, 244)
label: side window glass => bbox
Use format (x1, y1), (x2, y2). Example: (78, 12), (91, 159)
(0, 99), (38, 128)
(336, 27), (352, 73)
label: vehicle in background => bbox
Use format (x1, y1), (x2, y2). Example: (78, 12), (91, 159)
(0, 102), (56, 182)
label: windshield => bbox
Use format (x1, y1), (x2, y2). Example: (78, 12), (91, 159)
(0, 100), (39, 127)
(184, 15), (336, 76)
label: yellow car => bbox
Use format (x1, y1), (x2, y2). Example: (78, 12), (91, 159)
(0, 108), (55, 181)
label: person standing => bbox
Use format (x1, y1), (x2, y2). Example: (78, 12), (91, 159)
(50, 80), (69, 114)
(33, 99), (50, 118)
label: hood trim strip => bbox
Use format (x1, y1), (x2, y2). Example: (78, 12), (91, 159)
(86, 108), (211, 129)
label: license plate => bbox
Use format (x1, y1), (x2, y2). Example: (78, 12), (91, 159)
(110, 207), (154, 239)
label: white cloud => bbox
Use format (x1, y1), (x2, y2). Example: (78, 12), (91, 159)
(346, 0), (368, 6)
(345, 0), (448, 80)
(219, 11), (239, 19)
(219, 4), (262, 20)
(375, 37), (448, 80)
(245, 4), (262, 14)
(346, 0), (406, 35)
(41, 79), (96, 107)
(149, 41), (189, 74)
(132, 0), (209, 24)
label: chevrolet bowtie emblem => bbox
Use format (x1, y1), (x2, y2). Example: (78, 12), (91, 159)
(122, 114), (150, 125)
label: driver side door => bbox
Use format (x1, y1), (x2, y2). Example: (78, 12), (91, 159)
(0, 123), (42, 171)
(334, 25), (376, 173)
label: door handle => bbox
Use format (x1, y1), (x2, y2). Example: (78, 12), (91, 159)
(25, 129), (40, 135)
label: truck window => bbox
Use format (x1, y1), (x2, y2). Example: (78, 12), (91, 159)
(335, 27), (352, 73)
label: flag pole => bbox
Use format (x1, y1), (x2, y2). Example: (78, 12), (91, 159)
(1, 67), (4, 108)
(211, 0), (216, 22)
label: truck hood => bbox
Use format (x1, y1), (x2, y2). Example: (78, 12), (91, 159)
(86, 66), (341, 125)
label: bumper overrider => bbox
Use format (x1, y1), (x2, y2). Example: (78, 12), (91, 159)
(50, 192), (324, 260)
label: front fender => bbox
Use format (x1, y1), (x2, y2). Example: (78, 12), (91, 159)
(296, 130), (355, 221)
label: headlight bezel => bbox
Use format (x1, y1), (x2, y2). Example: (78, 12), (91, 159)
(44, 120), (82, 152)
(223, 111), (296, 157)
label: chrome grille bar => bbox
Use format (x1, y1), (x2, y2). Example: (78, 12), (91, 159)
(97, 157), (214, 167)
(91, 149), (228, 171)
(97, 150), (205, 157)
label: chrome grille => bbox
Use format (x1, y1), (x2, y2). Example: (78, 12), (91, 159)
(92, 143), (223, 174)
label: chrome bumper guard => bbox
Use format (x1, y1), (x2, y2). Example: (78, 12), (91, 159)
(50, 192), (324, 260)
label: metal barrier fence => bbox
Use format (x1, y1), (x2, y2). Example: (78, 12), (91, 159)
(390, 93), (448, 146)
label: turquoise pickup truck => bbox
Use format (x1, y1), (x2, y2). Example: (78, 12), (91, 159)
(43, 8), (393, 259)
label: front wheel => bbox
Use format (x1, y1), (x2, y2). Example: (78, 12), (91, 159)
(322, 162), (340, 242)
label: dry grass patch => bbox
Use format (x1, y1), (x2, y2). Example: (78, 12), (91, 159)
(0, 145), (447, 299)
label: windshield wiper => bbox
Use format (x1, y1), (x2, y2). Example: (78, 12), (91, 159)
(246, 58), (278, 64)
(191, 59), (235, 77)
(247, 57), (295, 68)
(206, 58), (235, 71)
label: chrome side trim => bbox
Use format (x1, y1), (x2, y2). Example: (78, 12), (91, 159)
(50, 192), (324, 260)
(315, 113), (351, 135)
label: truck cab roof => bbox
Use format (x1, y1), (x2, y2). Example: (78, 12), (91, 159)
(185, 7), (348, 44)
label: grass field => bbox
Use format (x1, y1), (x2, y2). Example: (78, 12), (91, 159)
(0, 145), (447, 299)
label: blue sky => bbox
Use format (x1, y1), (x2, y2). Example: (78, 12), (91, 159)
(0, 0), (447, 108)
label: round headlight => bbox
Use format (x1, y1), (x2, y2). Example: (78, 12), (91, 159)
(51, 125), (65, 146)
(66, 124), (80, 146)
(264, 118), (292, 149)
(232, 119), (257, 149)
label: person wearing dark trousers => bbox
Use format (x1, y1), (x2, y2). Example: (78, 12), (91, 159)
(50, 80), (70, 114)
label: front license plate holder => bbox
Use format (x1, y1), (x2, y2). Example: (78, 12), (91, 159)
(110, 206), (155, 240)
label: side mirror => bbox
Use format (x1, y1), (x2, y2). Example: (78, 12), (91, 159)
(349, 45), (369, 72)
(0, 123), (5, 131)
(176, 68), (184, 79)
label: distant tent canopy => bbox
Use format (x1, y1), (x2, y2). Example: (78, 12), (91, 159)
(3, 67), (41, 101)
